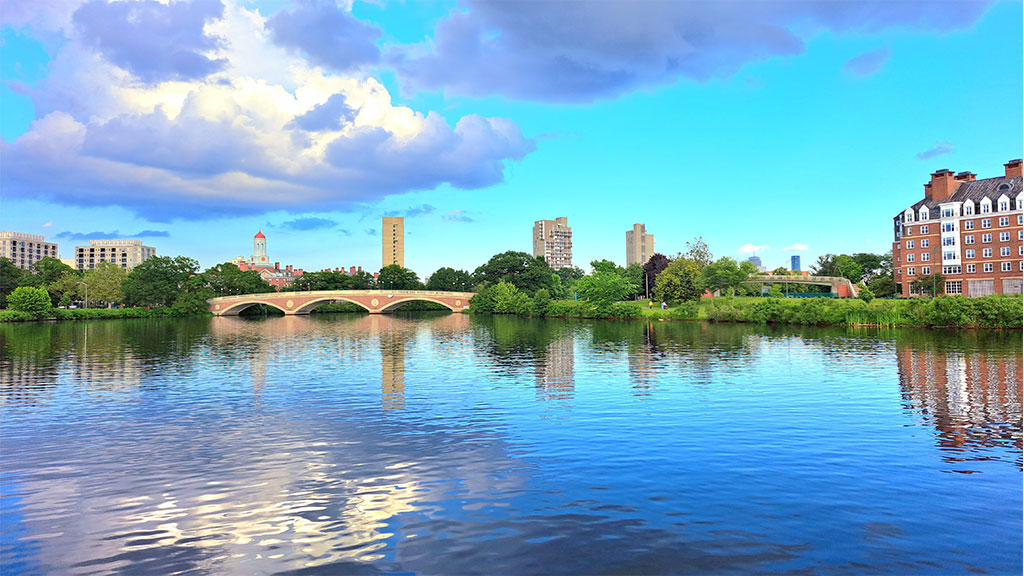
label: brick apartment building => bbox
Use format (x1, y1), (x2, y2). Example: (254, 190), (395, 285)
(892, 159), (1022, 297)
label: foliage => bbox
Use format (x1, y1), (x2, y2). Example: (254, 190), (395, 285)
(473, 251), (554, 295)
(556, 266), (585, 283)
(851, 252), (885, 281)
(867, 273), (897, 298)
(858, 286), (875, 303)
(0, 257), (26, 307)
(32, 257), (79, 285)
(122, 256), (200, 308)
(532, 288), (552, 316)
(683, 236), (714, 267)
(655, 258), (704, 302)
(83, 262), (127, 306)
(544, 299), (641, 319)
(172, 288), (217, 315)
(772, 266), (789, 275)
(469, 280), (533, 315)
(911, 272), (945, 297)
(285, 270), (372, 291)
(426, 267), (474, 291)
(642, 253), (671, 298)
(7, 286), (52, 318)
(576, 269), (636, 304)
(377, 265), (423, 290)
(699, 257), (754, 296)
(191, 262), (274, 296)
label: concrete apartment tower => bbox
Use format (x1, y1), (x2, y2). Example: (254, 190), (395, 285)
(625, 223), (655, 266)
(0, 232), (59, 270)
(382, 216), (405, 267)
(75, 239), (156, 271)
(533, 217), (573, 269)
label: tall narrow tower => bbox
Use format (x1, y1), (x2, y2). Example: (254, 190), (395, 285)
(625, 223), (654, 266)
(251, 229), (268, 264)
(533, 217), (573, 269)
(382, 217), (404, 267)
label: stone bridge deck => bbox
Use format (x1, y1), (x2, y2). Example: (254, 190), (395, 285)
(742, 275), (859, 297)
(209, 290), (475, 316)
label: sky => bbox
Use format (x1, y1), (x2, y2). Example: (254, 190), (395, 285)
(1, 0), (1021, 278)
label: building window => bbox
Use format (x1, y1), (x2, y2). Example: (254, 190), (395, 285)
(906, 227), (913, 236)
(907, 254), (915, 262)
(981, 201), (991, 214)
(905, 213), (914, 224)
(906, 240), (914, 249)
(921, 252), (930, 261)
(999, 201), (1009, 211)
(1000, 247), (1011, 257)
(965, 249), (975, 259)
(941, 208), (955, 218)
(922, 266), (931, 275)
(942, 237), (956, 246)
(942, 223), (955, 232)
(982, 234), (992, 243)
(982, 248), (993, 258)
(998, 216), (1009, 227)
(999, 232), (1010, 242)
(907, 267), (916, 276)
(945, 281), (962, 295)
(964, 221), (974, 230)
(981, 219), (991, 228)
(921, 239), (930, 248)
(964, 235), (974, 244)
(1001, 262), (1012, 272)
(921, 225), (929, 234)
(966, 264), (976, 273)
(983, 263), (993, 273)
(942, 265), (960, 275)
(1018, 215), (1023, 225)
(943, 251), (956, 261)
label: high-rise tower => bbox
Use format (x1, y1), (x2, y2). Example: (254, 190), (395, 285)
(382, 217), (405, 267)
(625, 223), (655, 266)
(533, 217), (573, 269)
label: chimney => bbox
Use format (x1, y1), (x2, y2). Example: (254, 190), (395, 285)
(1006, 159), (1023, 178)
(286, 265), (292, 273)
(349, 265), (356, 274)
(955, 171), (976, 182)
(275, 262), (280, 270)
(357, 266), (363, 273)
(925, 169), (958, 202)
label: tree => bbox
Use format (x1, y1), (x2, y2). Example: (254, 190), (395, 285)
(0, 257), (26, 307)
(426, 267), (473, 292)
(911, 272), (945, 297)
(622, 263), (644, 300)
(575, 270), (634, 303)
(556, 267), (585, 283)
(642, 253), (671, 298)
(472, 251), (554, 295)
(812, 253), (861, 283)
(83, 262), (127, 307)
(377, 265), (423, 290)
(851, 253), (884, 282)
(193, 263), (273, 296)
(7, 286), (52, 318)
(684, 237), (713, 267)
(772, 266), (789, 276)
(32, 257), (78, 286)
(699, 257), (754, 297)
(589, 259), (619, 275)
(655, 258), (704, 302)
(123, 256), (200, 307)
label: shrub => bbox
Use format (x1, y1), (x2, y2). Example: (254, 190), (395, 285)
(532, 289), (552, 316)
(925, 296), (975, 327)
(7, 287), (52, 319)
(859, 286), (874, 303)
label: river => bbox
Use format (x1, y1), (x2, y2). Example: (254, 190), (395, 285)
(1, 314), (1020, 575)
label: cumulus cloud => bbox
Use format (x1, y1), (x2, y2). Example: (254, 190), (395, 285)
(783, 243), (808, 251)
(738, 243), (769, 254)
(55, 229), (170, 241)
(266, 0), (381, 73)
(43, 221), (53, 228)
(916, 142), (954, 160)
(390, 1), (991, 102)
(73, 0), (227, 83)
(3, 0), (534, 221)
(443, 209), (474, 223)
(364, 228), (378, 236)
(279, 217), (338, 231)
(842, 46), (891, 78)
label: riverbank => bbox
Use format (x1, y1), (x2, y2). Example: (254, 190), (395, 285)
(0, 307), (200, 322)
(480, 294), (1023, 329)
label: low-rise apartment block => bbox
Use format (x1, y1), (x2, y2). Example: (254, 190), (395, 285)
(0, 232), (59, 270)
(76, 239), (156, 271)
(892, 159), (1022, 297)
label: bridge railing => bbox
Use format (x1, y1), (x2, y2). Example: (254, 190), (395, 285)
(209, 289), (476, 302)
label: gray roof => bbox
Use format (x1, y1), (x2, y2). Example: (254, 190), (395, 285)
(893, 175), (1022, 221)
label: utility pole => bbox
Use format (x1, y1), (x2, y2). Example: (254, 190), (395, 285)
(77, 281), (89, 309)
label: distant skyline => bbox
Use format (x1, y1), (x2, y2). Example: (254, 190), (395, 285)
(1, 0), (1021, 278)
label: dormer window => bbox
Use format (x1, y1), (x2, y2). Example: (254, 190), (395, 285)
(980, 198), (992, 213)
(963, 200), (975, 215)
(919, 207), (929, 220)
(904, 209), (914, 223)
(997, 182), (1012, 192)
(997, 194), (1010, 212)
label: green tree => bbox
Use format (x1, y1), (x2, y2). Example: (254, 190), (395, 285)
(7, 286), (52, 318)
(286, 270), (351, 291)
(699, 257), (755, 296)
(575, 270), (634, 304)
(0, 257), (26, 307)
(377, 265), (423, 290)
(684, 237), (714, 267)
(472, 251), (554, 295)
(123, 256), (200, 307)
(642, 253), (671, 298)
(83, 262), (127, 307)
(772, 266), (789, 275)
(32, 257), (79, 285)
(426, 267), (473, 291)
(813, 254), (862, 283)
(655, 258), (704, 302)
(851, 252), (884, 282)
(911, 272), (945, 297)
(859, 286), (875, 302)
(48, 274), (85, 307)
(193, 263), (273, 296)
(532, 288), (552, 316)
(556, 266), (585, 283)
(622, 263), (644, 300)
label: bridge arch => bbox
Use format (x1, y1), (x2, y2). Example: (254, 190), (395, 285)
(217, 299), (291, 316)
(293, 296), (372, 314)
(377, 297), (458, 313)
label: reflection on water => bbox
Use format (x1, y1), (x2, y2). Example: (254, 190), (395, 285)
(0, 316), (1020, 575)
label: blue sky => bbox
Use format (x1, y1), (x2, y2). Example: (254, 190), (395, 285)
(1, 0), (1021, 278)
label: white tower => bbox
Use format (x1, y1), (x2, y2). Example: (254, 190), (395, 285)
(251, 229), (268, 265)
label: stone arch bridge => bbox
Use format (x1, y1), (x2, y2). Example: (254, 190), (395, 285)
(209, 290), (475, 316)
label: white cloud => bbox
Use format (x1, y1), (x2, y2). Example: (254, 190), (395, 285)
(782, 243), (808, 251)
(42, 221), (53, 228)
(4, 0), (533, 221)
(738, 243), (769, 254)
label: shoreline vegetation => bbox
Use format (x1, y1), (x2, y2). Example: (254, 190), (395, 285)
(3, 293), (1019, 330)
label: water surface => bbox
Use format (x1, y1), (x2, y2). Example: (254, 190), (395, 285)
(1, 315), (1021, 574)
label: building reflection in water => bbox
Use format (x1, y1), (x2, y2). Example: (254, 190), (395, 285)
(535, 329), (575, 401)
(896, 344), (1022, 466)
(627, 322), (659, 398)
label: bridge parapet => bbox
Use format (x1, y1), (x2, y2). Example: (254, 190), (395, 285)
(209, 289), (476, 316)
(741, 275), (859, 297)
